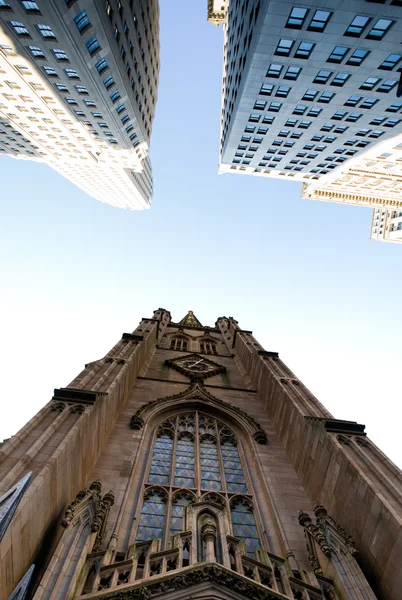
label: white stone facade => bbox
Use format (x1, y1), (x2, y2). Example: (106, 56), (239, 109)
(0, 0), (159, 210)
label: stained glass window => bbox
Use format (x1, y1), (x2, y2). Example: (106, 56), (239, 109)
(200, 438), (221, 490)
(170, 494), (192, 536)
(136, 491), (167, 542)
(222, 441), (248, 493)
(136, 411), (261, 554)
(231, 500), (260, 555)
(174, 435), (194, 487)
(148, 433), (173, 484)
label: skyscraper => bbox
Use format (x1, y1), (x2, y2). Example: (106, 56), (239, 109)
(1, 308), (401, 600)
(0, 1), (160, 209)
(209, 0), (402, 226)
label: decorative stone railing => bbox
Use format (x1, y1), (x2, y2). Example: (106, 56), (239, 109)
(78, 534), (337, 599)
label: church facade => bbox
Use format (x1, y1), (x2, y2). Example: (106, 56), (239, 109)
(1, 309), (401, 600)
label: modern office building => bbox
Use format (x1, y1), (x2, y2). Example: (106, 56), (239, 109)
(370, 207), (402, 243)
(0, 0), (160, 210)
(1, 307), (402, 600)
(209, 0), (402, 222)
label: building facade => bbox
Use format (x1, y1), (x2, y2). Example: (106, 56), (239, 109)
(0, 0), (160, 210)
(209, 0), (402, 241)
(1, 308), (401, 600)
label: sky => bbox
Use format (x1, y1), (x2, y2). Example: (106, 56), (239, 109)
(0, 1), (401, 469)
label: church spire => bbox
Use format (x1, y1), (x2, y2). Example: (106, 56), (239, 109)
(178, 310), (203, 327)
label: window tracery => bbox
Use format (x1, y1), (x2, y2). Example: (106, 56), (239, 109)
(170, 336), (188, 351)
(200, 340), (217, 354)
(135, 411), (261, 557)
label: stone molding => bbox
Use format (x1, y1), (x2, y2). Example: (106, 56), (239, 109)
(52, 388), (107, 405)
(129, 382), (268, 444)
(86, 563), (286, 600)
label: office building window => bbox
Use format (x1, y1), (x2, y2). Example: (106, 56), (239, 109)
(377, 79), (397, 93)
(313, 70), (332, 84)
(103, 75), (115, 89)
(346, 49), (369, 66)
(294, 41), (315, 59)
(285, 7), (308, 29)
(74, 11), (91, 33)
(293, 104), (307, 115)
(379, 54), (402, 70)
(360, 97), (378, 109)
(344, 96), (361, 107)
(360, 77), (380, 90)
(276, 85), (291, 98)
(37, 24), (56, 39)
(259, 83), (273, 96)
(308, 10), (332, 32)
(10, 21), (29, 36)
(110, 90), (121, 103)
(28, 46), (45, 58)
(266, 63), (282, 78)
(366, 18), (393, 40)
(52, 48), (69, 61)
(303, 89), (318, 101)
(284, 66), (301, 80)
(331, 73), (350, 87)
(86, 36), (100, 56)
(327, 46), (349, 63)
(318, 92), (334, 103)
(275, 39), (293, 56)
(345, 15), (371, 37)
(64, 68), (79, 78)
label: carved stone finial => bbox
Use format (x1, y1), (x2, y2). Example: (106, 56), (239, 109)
(253, 429), (268, 444)
(89, 480), (102, 494)
(298, 510), (312, 527)
(314, 503), (328, 520)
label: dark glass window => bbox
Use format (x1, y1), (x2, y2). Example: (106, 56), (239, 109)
(360, 77), (380, 91)
(327, 46), (349, 63)
(377, 79), (397, 93)
(266, 63), (282, 78)
(259, 83), (273, 96)
(379, 54), (402, 70)
(346, 49), (369, 66)
(308, 10), (332, 32)
(275, 39), (293, 56)
(345, 15), (371, 37)
(331, 73), (350, 87)
(74, 11), (91, 33)
(366, 18), (393, 40)
(285, 7), (308, 29)
(294, 41), (315, 59)
(284, 66), (301, 80)
(85, 36), (100, 56)
(95, 58), (108, 74)
(313, 70), (332, 84)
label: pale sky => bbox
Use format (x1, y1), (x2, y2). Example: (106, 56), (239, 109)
(0, 1), (401, 469)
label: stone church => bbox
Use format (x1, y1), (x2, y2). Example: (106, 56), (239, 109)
(1, 309), (401, 600)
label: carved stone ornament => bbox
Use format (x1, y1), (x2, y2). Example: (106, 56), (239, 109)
(90, 563), (286, 600)
(129, 382), (268, 444)
(164, 353), (226, 381)
(61, 480), (115, 552)
(299, 502), (357, 573)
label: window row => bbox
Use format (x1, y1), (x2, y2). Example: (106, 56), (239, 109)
(169, 336), (218, 354)
(285, 7), (394, 40)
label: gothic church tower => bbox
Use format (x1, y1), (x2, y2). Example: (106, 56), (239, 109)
(1, 309), (401, 600)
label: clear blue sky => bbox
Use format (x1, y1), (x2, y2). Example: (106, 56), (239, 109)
(1, 1), (401, 468)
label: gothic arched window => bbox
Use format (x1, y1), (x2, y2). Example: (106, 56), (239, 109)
(170, 336), (188, 351)
(135, 411), (261, 556)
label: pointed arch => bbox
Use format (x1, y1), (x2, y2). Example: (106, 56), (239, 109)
(129, 382), (268, 444)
